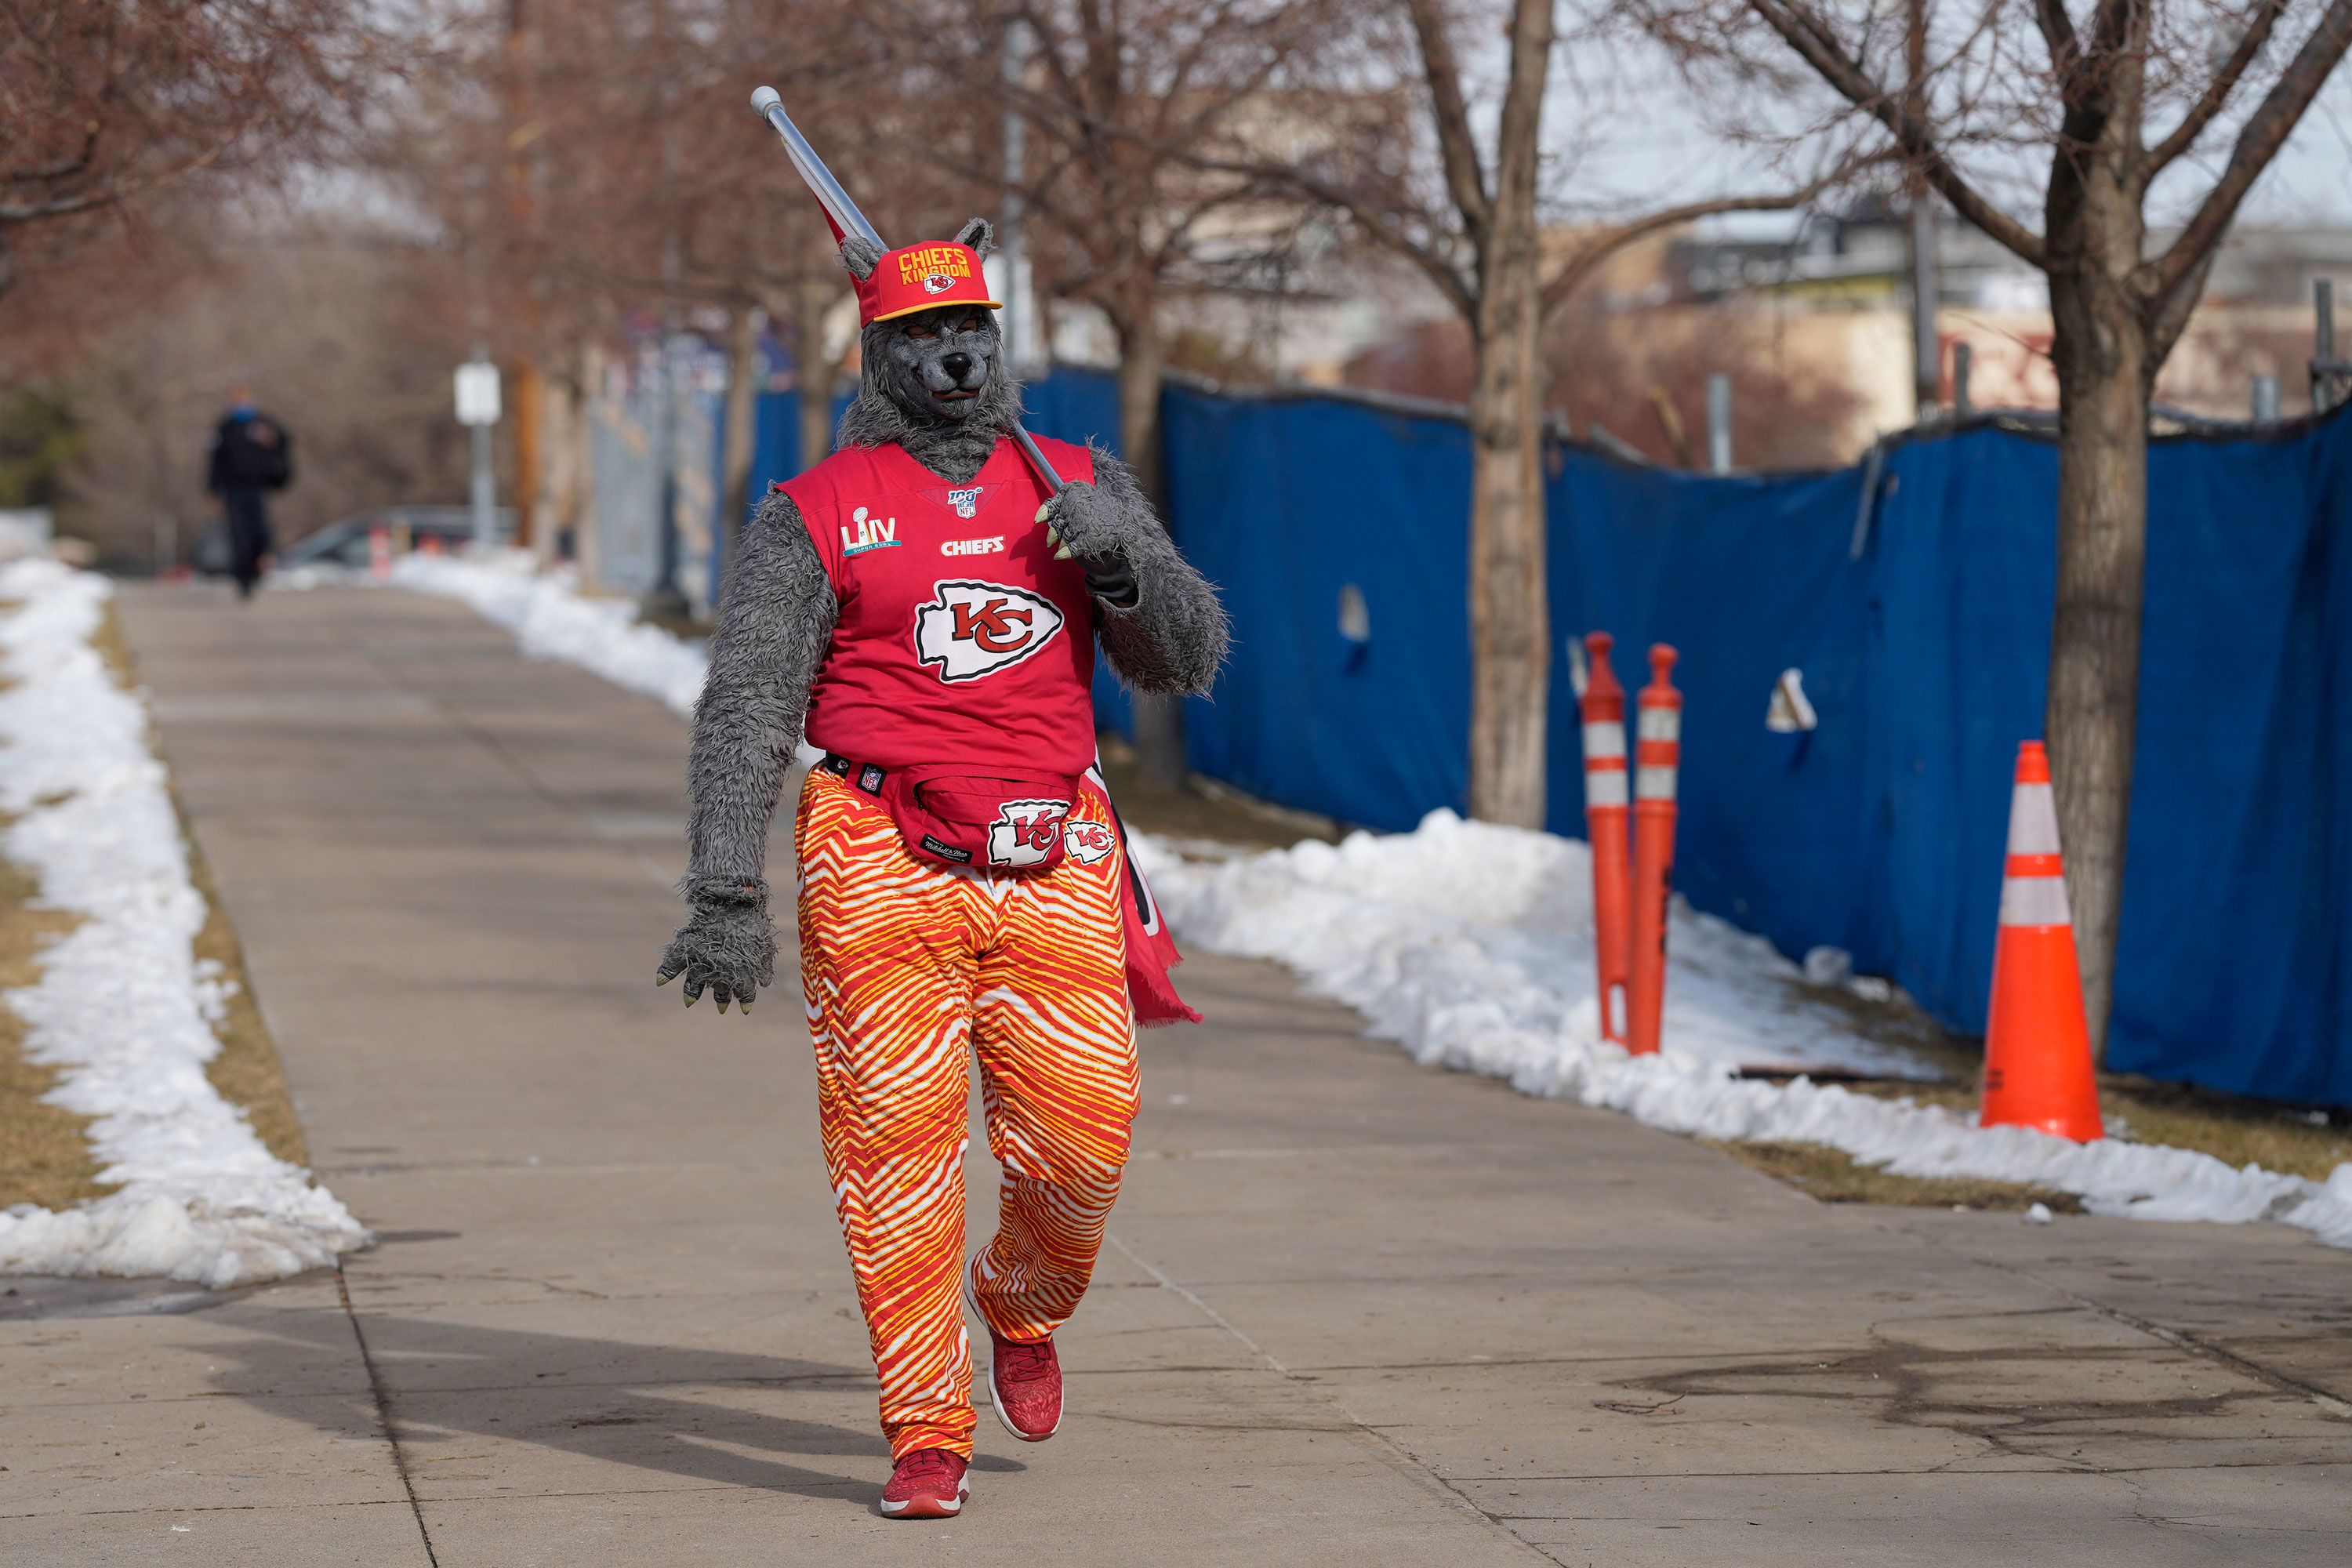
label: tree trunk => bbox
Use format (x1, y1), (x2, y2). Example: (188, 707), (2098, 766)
(511, 361), (543, 550)
(1460, 0), (1554, 829)
(1112, 313), (1188, 789)
(1465, 276), (1550, 827)
(720, 304), (760, 584)
(2045, 263), (2152, 1059)
(572, 340), (605, 590)
(791, 274), (837, 475)
(532, 365), (575, 569)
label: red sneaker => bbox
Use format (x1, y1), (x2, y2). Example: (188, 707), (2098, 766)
(880, 1448), (969, 1519)
(985, 1328), (1063, 1442)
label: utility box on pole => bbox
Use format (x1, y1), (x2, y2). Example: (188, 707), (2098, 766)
(456, 357), (503, 554)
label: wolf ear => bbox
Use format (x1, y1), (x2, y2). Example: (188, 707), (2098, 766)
(839, 234), (882, 281)
(955, 217), (996, 260)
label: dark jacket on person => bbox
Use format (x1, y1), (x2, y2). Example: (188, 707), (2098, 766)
(206, 410), (295, 495)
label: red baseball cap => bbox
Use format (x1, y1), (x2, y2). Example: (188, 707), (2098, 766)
(857, 240), (1000, 326)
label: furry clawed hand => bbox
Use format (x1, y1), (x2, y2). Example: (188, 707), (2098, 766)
(1036, 485), (1140, 608)
(656, 887), (778, 1016)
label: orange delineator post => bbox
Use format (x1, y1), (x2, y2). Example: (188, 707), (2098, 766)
(1579, 633), (1632, 1044)
(1626, 645), (1681, 1056)
(1980, 741), (2103, 1141)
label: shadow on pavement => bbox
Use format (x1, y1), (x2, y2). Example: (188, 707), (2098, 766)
(200, 1289), (1026, 1504)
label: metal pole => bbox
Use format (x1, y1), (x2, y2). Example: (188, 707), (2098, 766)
(2252, 375), (2280, 423)
(2318, 279), (2339, 415)
(999, 19), (1033, 377)
(1706, 373), (1732, 474)
(1909, 191), (1939, 416)
(471, 422), (496, 550)
(1953, 342), (1973, 417)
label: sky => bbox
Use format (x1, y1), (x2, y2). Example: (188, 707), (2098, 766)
(1532, 16), (2352, 239)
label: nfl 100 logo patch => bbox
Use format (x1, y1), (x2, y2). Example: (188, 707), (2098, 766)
(946, 487), (982, 519)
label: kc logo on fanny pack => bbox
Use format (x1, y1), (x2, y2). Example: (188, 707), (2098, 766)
(988, 798), (1072, 868)
(913, 580), (1065, 683)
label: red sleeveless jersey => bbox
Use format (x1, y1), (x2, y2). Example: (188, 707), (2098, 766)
(780, 434), (1099, 776)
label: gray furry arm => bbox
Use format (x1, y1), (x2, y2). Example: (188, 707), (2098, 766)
(683, 490), (836, 892)
(657, 492), (834, 1009)
(1050, 448), (1229, 696)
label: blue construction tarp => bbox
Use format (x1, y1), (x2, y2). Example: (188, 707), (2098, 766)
(736, 362), (2352, 1104)
(1156, 388), (2352, 1105)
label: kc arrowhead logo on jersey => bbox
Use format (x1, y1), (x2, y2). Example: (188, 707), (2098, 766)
(913, 580), (1066, 683)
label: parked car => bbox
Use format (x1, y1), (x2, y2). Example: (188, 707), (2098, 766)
(271, 506), (514, 571)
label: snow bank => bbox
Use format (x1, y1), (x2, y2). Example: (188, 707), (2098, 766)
(1138, 812), (2352, 1248)
(390, 550), (709, 717)
(0, 562), (369, 1287)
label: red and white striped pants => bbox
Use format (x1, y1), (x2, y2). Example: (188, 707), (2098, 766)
(794, 766), (1140, 1458)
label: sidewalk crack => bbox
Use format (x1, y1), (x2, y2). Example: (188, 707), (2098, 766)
(336, 1264), (441, 1566)
(1105, 1231), (1564, 1564)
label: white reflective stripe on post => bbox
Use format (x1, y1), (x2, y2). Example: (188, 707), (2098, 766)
(1999, 874), (2071, 927)
(1585, 770), (1628, 808)
(1638, 706), (1681, 742)
(1581, 721), (1625, 759)
(1635, 765), (1678, 800)
(2005, 781), (2063, 856)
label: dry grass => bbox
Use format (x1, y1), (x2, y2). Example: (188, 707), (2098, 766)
(1708, 1139), (2085, 1214)
(0, 849), (110, 1210)
(0, 601), (309, 1214)
(1713, 1036), (2352, 1211)
(183, 825), (308, 1168)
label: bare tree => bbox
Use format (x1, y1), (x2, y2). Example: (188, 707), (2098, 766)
(1241, 0), (1853, 827)
(0, 1), (378, 298)
(405, 0), (896, 579)
(1639, 0), (2352, 1051)
(862, 0), (1353, 782)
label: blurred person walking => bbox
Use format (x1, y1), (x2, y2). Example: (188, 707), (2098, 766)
(205, 388), (295, 598)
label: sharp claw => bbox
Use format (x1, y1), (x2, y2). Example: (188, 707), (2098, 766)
(1045, 525), (1060, 547)
(1054, 545), (1072, 561)
(684, 991), (699, 1008)
(1034, 503), (1051, 523)
(655, 971), (674, 986)
(717, 997), (730, 1014)
(740, 1001), (753, 1015)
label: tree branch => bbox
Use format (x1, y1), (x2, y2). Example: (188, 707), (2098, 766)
(2031, 0), (2079, 79)
(1185, 152), (1477, 318)
(2146, 0), (2290, 171)
(1402, 0), (1491, 237)
(1746, 0), (2046, 266)
(2150, 0), (2352, 306)
(1537, 170), (1864, 316)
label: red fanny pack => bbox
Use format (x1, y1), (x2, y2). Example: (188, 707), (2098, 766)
(826, 756), (1079, 872)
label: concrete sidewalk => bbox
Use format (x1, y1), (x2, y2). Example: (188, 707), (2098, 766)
(4, 581), (2347, 1566)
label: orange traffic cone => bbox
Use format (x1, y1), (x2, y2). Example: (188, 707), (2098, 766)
(1626, 645), (1681, 1057)
(1980, 741), (2103, 1141)
(1579, 633), (1632, 1045)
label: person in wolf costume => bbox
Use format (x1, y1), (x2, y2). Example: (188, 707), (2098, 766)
(659, 218), (1227, 1519)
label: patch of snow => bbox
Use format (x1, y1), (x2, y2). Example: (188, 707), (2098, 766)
(2024, 1202), (2055, 1225)
(0, 561), (369, 1288)
(390, 551), (709, 717)
(1139, 811), (2352, 1251)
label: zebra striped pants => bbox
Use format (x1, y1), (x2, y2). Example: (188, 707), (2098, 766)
(794, 766), (1141, 1459)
